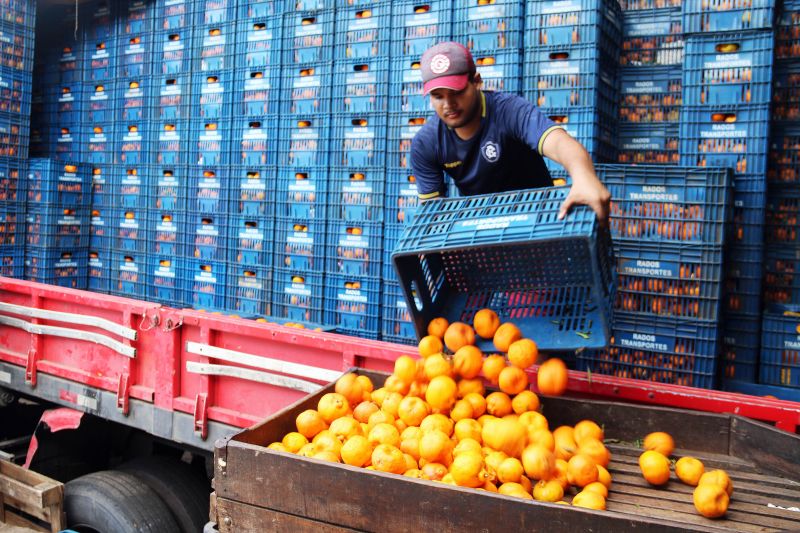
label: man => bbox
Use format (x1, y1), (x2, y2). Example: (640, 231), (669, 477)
(410, 42), (611, 222)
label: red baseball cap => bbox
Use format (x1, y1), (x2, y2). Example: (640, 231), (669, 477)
(420, 42), (476, 95)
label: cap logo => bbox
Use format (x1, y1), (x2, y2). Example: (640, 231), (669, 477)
(429, 54), (450, 74)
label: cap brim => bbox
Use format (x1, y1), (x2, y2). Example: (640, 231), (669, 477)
(423, 74), (469, 95)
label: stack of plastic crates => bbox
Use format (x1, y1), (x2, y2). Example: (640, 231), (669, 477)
(757, 306), (800, 401)
(579, 165), (732, 388)
(523, 0), (622, 183)
(0, 157), (26, 278)
(0, 0), (34, 159)
(24, 159), (91, 289)
(617, 0), (683, 166)
(679, 0), (776, 385)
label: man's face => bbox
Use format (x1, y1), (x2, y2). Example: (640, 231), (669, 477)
(429, 79), (481, 130)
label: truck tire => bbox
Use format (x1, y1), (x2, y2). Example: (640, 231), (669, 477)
(65, 470), (180, 533)
(119, 456), (211, 533)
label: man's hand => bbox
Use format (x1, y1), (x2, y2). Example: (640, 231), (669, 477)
(558, 179), (611, 224)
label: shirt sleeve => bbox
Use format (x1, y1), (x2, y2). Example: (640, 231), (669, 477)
(503, 94), (562, 155)
(410, 126), (445, 199)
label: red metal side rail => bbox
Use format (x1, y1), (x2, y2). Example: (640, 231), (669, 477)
(1, 277), (798, 434)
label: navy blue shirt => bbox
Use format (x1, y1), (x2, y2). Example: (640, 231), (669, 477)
(410, 91), (561, 198)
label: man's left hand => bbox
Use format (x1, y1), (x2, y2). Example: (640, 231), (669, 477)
(558, 180), (611, 224)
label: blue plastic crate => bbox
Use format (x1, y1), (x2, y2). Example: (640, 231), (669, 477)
(47, 44), (82, 84)
(149, 209), (183, 256)
(281, 61), (333, 115)
(188, 165), (231, 214)
(614, 241), (724, 321)
(0, 245), (23, 279)
(721, 311), (760, 382)
(271, 268), (325, 323)
(236, 16), (282, 69)
(764, 247), (800, 305)
(113, 208), (149, 253)
(194, 0), (237, 25)
(116, 32), (153, 78)
(0, 20), (34, 71)
(620, 9), (683, 67)
(190, 118), (232, 166)
(152, 74), (191, 120)
(116, 77), (150, 122)
(154, 29), (193, 75)
(540, 108), (617, 163)
(89, 207), (112, 251)
(683, 31), (774, 107)
(333, 57), (389, 114)
(0, 69), (32, 116)
(731, 200), (765, 247)
(276, 168), (328, 219)
(0, 156), (26, 208)
(527, 0), (622, 49)
(117, 122), (148, 166)
(0, 111), (29, 157)
(281, 10), (336, 64)
(768, 125), (800, 187)
(760, 306), (800, 389)
(771, 62), (800, 125)
(325, 221), (383, 276)
(723, 246), (764, 316)
(194, 23), (236, 71)
(1, 0), (35, 27)
(187, 213), (228, 262)
(382, 222), (407, 279)
(390, 0), (452, 58)
(192, 70), (234, 119)
(44, 83), (81, 122)
(295, 0), (331, 8)
(776, 1), (800, 60)
(523, 44), (618, 117)
(279, 116), (330, 167)
(683, 0), (775, 33)
(80, 0), (115, 41)
(0, 208), (23, 246)
(149, 165), (187, 211)
(453, 0), (524, 52)
(151, 120), (189, 166)
(324, 274), (381, 339)
(228, 215), (274, 265)
(328, 168), (385, 222)
(381, 281), (417, 345)
(108, 251), (147, 297)
(233, 117), (278, 166)
(385, 170), (418, 225)
(619, 67), (682, 124)
(231, 166), (276, 217)
(236, 66), (280, 116)
(388, 59), (428, 113)
(331, 113), (388, 168)
(117, 0), (154, 35)
(83, 37), (115, 82)
(274, 216), (326, 271)
(155, 0), (192, 30)
(26, 159), (90, 206)
(82, 80), (115, 122)
(473, 49), (522, 94)
(577, 313), (719, 388)
(621, 0), (680, 10)
(766, 190), (800, 246)
(183, 259), (227, 311)
(227, 264), (272, 316)
(617, 124), (680, 165)
(87, 249), (110, 293)
(25, 206), (89, 249)
(50, 126), (80, 162)
(148, 254), (183, 306)
(387, 112), (429, 169)
(24, 246), (88, 289)
(679, 104), (770, 177)
(600, 164), (732, 245)
(82, 123), (114, 165)
(392, 186), (615, 351)
(238, 0), (284, 19)
(335, 2), (391, 59)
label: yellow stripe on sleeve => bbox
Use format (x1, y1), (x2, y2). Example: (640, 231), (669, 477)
(537, 125), (565, 154)
(418, 191), (441, 200)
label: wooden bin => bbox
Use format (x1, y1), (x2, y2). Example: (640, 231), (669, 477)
(214, 370), (800, 532)
(0, 459), (64, 532)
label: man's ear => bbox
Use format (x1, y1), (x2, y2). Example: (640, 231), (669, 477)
(472, 73), (483, 88)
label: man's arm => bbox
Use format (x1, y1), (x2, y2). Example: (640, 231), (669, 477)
(410, 128), (446, 202)
(541, 128), (611, 223)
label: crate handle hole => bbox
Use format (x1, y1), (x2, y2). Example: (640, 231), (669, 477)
(413, 5), (431, 13)
(711, 113), (736, 123)
(714, 43), (740, 54)
(549, 52), (569, 60)
(410, 281), (423, 312)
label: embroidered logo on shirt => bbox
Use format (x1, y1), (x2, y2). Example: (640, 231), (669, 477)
(444, 160), (463, 169)
(481, 141), (500, 163)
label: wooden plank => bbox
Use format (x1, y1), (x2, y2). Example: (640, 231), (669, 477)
(217, 498), (358, 533)
(729, 416), (800, 480)
(0, 461), (49, 492)
(1, 509), (49, 532)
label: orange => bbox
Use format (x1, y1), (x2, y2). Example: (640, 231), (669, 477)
(537, 358), (569, 396)
(485, 391), (513, 417)
(533, 479), (564, 502)
(573, 420), (604, 445)
(493, 322), (523, 352)
(393, 355), (418, 385)
(419, 335), (444, 357)
(498, 366), (529, 395)
(450, 399), (475, 421)
(312, 431), (343, 457)
(458, 378), (486, 398)
(267, 442), (288, 452)
(453, 345), (484, 379)
(420, 413), (454, 436)
(295, 409), (328, 439)
(578, 439), (611, 468)
(482, 354), (507, 384)
(400, 436), (421, 461)
(371, 444), (407, 474)
(384, 374), (411, 396)
(521, 444), (555, 480)
(482, 418), (527, 458)
(484, 450), (508, 474)
(699, 470), (733, 496)
(473, 308), (500, 339)
(643, 431), (675, 457)
(454, 418), (483, 443)
(368, 423), (400, 447)
(450, 452), (490, 488)
(675, 456), (705, 486)
(371, 387), (388, 407)
(420, 462), (448, 481)
(693, 482), (729, 518)
(597, 464), (612, 488)
(518, 410), (548, 432)
(328, 416), (363, 442)
(427, 317), (449, 339)
(355, 375), (374, 398)
(403, 453), (418, 472)
(317, 393), (350, 423)
(335, 373), (365, 407)
(425, 375), (458, 411)
(508, 339), (539, 369)
(572, 490), (606, 510)
(567, 453), (599, 487)
(583, 481), (608, 498)
(282, 432), (309, 453)
(424, 353), (453, 380)
(341, 435), (372, 467)
(498, 482), (533, 499)
(444, 322), (476, 352)
(463, 392), (487, 417)
(453, 438), (483, 458)
(312, 450), (340, 463)
(397, 396), (430, 427)
(639, 450), (671, 485)
(419, 429), (454, 465)
(496, 457), (525, 483)
(404, 469), (424, 479)
(380, 392), (403, 417)
(527, 428), (555, 452)
(353, 401), (379, 424)
(553, 426), (578, 461)
(482, 480), (499, 492)
(511, 390), (540, 414)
